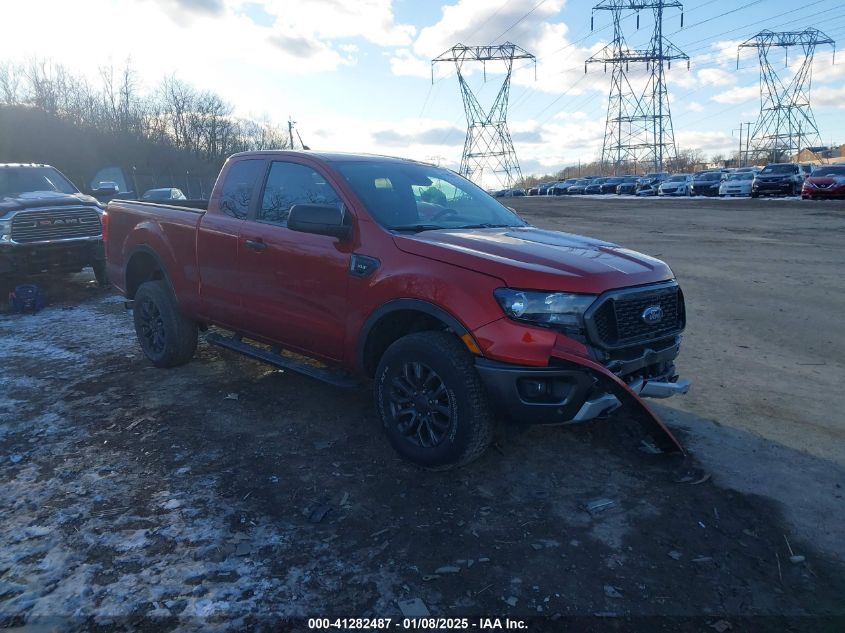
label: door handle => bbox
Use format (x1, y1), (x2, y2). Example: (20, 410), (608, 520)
(244, 238), (266, 252)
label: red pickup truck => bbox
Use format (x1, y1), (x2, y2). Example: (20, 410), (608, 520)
(105, 151), (689, 468)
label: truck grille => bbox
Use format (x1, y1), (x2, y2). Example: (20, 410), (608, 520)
(586, 283), (685, 349)
(11, 207), (102, 244)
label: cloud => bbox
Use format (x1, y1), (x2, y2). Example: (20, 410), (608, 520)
(260, 0), (415, 47)
(674, 130), (736, 157)
(389, 0), (599, 100)
(151, 0), (225, 15)
(372, 126), (465, 147)
(712, 85), (758, 104)
(698, 68), (736, 87)
(511, 130), (543, 143)
(814, 86), (845, 108)
(389, 49), (432, 79)
(270, 35), (335, 60)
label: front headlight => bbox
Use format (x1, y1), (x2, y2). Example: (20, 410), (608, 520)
(0, 219), (11, 242)
(494, 288), (596, 332)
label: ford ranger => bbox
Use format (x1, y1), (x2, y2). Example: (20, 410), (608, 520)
(105, 151), (690, 468)
(1, 163), (107, 283)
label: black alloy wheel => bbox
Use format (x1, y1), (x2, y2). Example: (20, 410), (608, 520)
(132, 280), (198, 367)
(375, 331), (494, 468)
(388, 361), (454, 448)
(137, 296), (166, 356)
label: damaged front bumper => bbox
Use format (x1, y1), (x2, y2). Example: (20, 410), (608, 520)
(475, 354), (689, 455)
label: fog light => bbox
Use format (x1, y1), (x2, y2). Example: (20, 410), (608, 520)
(518, 378), (550, 400)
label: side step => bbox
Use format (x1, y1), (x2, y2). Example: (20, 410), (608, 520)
(205, 332), (359, 389)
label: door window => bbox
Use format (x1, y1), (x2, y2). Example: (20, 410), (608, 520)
(259, 162), (342, 226)
(219, 159), (264, 219)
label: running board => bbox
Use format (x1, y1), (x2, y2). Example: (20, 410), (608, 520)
(205, 332), (359, 389)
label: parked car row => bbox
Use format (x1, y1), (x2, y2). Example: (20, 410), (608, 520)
(526, 161), (843, 199)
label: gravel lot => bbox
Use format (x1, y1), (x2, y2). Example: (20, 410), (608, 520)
(1, 196), (844, 631)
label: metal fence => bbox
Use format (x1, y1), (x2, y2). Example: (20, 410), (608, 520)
(67, 170), (216, 199)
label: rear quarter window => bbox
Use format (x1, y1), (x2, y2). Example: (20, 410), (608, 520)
(219, 159), (264, 219)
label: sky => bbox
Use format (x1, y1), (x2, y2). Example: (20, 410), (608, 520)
(2, 0), (844, 185)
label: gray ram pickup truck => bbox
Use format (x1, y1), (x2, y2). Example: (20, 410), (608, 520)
(0, 163), (107, 284)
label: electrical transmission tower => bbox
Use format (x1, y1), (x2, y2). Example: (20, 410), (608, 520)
(587, 1), (688, 174)
(432, 43), (535, 189)
(738, 29), (835, 164)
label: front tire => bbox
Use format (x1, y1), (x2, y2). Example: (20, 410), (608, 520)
(133, 280), (197, 368)
(375, 331), (493, 469)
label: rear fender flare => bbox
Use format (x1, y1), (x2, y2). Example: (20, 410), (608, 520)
(124, 244), (175, 299)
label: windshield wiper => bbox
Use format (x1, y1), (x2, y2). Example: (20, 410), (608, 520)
(453, 223), (516, 229)
(390, 224), (445, 233)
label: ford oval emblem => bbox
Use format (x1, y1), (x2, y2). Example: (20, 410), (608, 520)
(641, 305), (664, 325)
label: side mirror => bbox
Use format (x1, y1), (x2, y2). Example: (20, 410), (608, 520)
(288, 204), (351, 239)
(91, 182), (120, 197)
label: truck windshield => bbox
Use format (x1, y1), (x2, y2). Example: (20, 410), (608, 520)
(333, 161), (527, 231)
(0, 166), (78, 198)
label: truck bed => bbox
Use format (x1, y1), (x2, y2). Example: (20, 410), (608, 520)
(105, 199), (209, 300)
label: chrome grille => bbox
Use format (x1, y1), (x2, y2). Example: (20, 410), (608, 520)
(11, 207), (102, 243)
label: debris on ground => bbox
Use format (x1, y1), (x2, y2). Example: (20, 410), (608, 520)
(397, 598), (430, 618)
(603, 585), (623, 599)
(639, 440), (662, 454)
(504, 596), (518, 607)
(784, 535), (805, 563)
(224, 392), (239, 400)
(307, 503), (332, 523)
(668, 550), (683, 560)
(585, 498), (616, 513)
(710, 620), (732, 632)
(434, 565), (461, 574)
(672, 468), (711, 485)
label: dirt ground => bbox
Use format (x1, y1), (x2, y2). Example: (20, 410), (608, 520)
(1, 196), (844, 631)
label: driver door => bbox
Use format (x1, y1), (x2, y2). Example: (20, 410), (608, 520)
(237, 160), (353, 362)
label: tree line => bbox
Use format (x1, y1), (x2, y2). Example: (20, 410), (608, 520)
(0, 59), (292, 188)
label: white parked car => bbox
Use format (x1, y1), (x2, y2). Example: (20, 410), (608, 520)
(719, 171), (755, 197)
(657, 174), (693, 196)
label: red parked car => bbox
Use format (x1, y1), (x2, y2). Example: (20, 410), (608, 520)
(105, 151), (690, 468)
(802, 165), (845, 200)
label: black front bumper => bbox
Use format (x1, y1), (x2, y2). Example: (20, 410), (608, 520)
(474, 337), (682, 426)
(474, 358), (598, 425)
(690, 186), (720, 196)
(0, 240), (104, 276)
(753, 181), (794, 195)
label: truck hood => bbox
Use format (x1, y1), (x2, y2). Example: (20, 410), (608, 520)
(0, 191), (103, 215)
(393, 226), (674, 293)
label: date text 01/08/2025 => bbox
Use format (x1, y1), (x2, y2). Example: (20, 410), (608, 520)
(307, 618), (528, 630)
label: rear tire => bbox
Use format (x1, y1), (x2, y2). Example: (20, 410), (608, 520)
(375, 331), (493, 469)
(133, 280), (197, 368)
